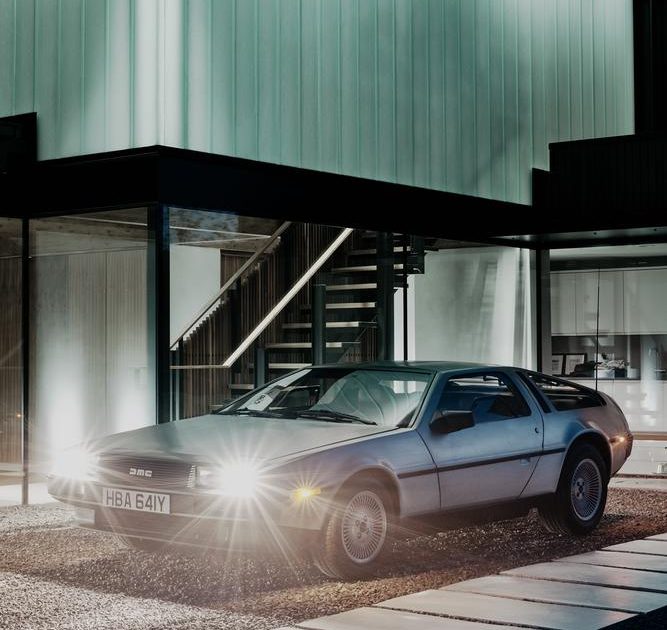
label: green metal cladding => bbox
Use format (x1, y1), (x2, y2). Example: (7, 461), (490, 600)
(0, 0), (634, 204)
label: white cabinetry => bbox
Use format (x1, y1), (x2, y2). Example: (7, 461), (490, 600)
(551, 270), (624, 335)
(623, 269), (667, 334)
(575, 271), (624, 334)
(551, 273), (577, 335)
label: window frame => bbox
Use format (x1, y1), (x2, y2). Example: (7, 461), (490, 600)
(434, 370), (533, 423)
(518, 370), (606, 414)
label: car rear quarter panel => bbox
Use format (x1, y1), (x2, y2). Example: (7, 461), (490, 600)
(521, 393), (630, 497)
(274, 428), (438, 530)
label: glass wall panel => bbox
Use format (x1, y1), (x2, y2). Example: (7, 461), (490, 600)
(169, 209), (350, 419)
(168, 216), (536, 419)
(409, 242), (535, 367)
(550, 244), (667, 474)
(29, 210), (153, 477)
(0, 218), (22, 505)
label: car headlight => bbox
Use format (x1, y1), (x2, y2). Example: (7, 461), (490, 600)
(50, 447), (98, 481)
(197, 461), (261, 498)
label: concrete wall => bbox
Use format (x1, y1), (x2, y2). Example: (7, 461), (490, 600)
(412, 247), (535, 367)
(170, 245), (221, 345)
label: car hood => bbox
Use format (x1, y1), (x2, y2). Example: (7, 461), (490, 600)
(94, 414), (394, 464)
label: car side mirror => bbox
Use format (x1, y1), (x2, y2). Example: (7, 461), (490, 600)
(430, 410), (475, 434)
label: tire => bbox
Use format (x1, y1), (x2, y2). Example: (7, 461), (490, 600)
(538, 443), (608, 535)
(312, 479), (394, 580)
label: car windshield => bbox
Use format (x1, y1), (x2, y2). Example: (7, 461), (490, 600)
(219, 367), (431, 427)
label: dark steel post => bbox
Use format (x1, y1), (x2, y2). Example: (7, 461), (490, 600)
(376, 232), (395, 361)
(634, 0), (667, 133)
(148, 206), (171, 424)
(311, 283), (326, 365)
(21, 217), (29, 505)
(170, 345), (181, 422)
(254, 347), (267, 388)
(535, 249), (552, 374)
(402, 235), (409, 360)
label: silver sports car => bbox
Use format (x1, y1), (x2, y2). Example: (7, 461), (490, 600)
(48, 362), (633, 579)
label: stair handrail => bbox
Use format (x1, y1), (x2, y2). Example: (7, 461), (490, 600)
(221, 227), (354, 368)
(170, 221), (291, 348)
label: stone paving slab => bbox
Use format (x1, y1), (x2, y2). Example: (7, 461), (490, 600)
(375, 589), (633, 630)
(294, 606), (518, 630)
(647, 533), (667, 541)
(288, 533), (667, 630)
(505, 561), (667, 591)
(443, 574), (667, 613)
(604, 539), (667, 556)
(557, 551), (667, 572)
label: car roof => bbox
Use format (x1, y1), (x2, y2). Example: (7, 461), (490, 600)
(310, 360), (517, 375)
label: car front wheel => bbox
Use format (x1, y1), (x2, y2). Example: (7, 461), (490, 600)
(313, 480), (393, 580)
(538, 443), (608, 535)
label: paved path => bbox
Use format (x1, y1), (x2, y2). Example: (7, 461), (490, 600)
(278, 533), (667, 630)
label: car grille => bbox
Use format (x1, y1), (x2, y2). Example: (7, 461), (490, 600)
(97, 455), (196, 489)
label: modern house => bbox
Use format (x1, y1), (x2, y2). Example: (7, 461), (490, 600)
(1, 0), (665, 504)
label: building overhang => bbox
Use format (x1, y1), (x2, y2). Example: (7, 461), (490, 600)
(5, 113), (667, 250)
(2, 139), (528, 246)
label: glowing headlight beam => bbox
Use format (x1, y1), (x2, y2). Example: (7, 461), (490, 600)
(50, 447), (98, 480)
(197, 461), (261, 498)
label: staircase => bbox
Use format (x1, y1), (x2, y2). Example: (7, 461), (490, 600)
(235, 232), (428, 393)
(173, 228), (429, 418)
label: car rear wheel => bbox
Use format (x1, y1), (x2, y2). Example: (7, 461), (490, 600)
(312, 480), (393, 580)
(538, 443), (608, 535)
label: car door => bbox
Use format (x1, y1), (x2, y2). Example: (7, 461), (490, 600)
(418, 370), (544, 509)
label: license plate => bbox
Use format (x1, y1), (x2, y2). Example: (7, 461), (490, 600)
(102, 487), (170, 514)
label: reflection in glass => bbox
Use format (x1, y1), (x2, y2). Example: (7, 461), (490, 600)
(550, 243), (667, 440)
(30, 210), (153, 469)
(0, 218), (22, 487)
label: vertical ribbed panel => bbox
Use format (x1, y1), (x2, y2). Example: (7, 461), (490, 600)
(1, 0), (634, 204)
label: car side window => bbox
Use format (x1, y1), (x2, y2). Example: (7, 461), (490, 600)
(520, 372), (604, 412)
(436, 373), (531, 424)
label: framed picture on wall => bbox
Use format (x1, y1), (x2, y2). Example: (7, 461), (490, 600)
(564, 353), (587, 376)
(551, 354), (565, 376)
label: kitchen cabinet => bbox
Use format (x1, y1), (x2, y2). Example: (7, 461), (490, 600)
(575, 271), (624, 334)
(570, 379), (667, 434)
(623, 269), (667, 334)
(551, 272), (577, 335)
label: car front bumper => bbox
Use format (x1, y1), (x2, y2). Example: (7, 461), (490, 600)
(47, 476), (324, 553)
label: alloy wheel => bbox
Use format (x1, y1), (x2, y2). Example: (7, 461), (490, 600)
(340, 490), (388, 564)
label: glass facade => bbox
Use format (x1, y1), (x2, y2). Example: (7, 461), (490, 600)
(550, 244), (667, 473)
(410, 244), (535, 368)
(9, 204), (667, 502)
(167, 214), (537, 419)
(0, 218), (22, 505)
(29, 210), (154, 473)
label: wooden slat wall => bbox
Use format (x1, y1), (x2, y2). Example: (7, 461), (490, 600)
(30, 246), (150, 466)
(0, 254), (21, 466)
(179, 223), (341, 418)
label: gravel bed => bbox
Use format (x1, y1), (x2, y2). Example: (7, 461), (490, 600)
(1, 488), (667, 629)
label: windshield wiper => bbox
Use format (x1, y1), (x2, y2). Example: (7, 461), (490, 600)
(218, 409), (295, 419)
(296, 410), (377, 425)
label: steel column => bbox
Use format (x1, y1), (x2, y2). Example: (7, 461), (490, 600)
(311, 283), (326, 365)
(535, 249), (552, 374)
(253, 347), (267, 388)
(21, 217), (29, 505)
(376, 233), (395, 361)
(147, 207), (171, 424)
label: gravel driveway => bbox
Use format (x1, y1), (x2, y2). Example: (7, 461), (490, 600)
(1, 488), (667, 630)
